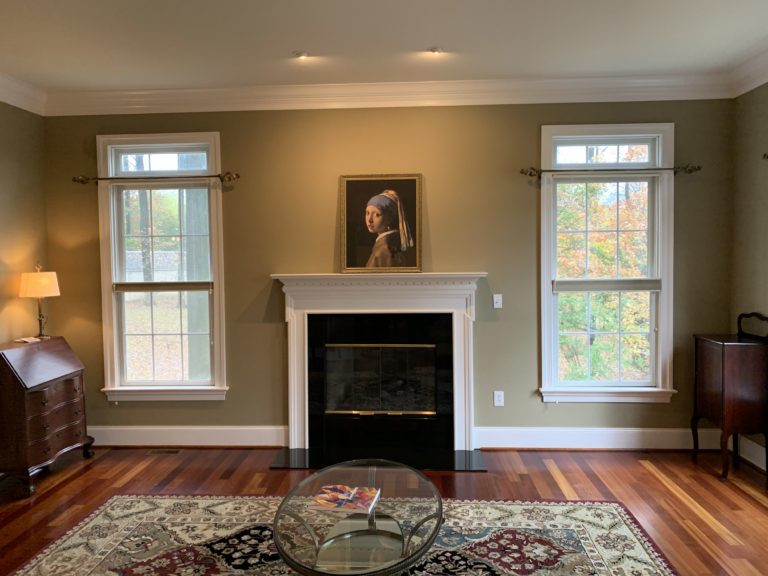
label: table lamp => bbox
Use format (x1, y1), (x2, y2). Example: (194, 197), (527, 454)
(19, 264), (60, 339)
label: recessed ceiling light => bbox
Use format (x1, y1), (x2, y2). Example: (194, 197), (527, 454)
(427, 47), (444, 55)
(292, 50), (309, 60)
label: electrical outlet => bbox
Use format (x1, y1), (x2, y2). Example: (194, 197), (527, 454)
(493, 390), (504, 406)
(493, 294), (503, 309)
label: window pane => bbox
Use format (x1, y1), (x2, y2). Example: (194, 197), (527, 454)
(154, 335), (183, 381)
(124, 292), (152, 334)
(587, 231), (617, 277)
(152, 292), (181, 334)
(589, 292), (619, 332)
(621, 334), (651, 380)
(151, 189), (180, 236)
(618, 181), (648, 230)
(619, 144), (649, 163)
(184, 334), (211, 380)
(621, 292), (650, 332)
(125, 335), (153, 381)
(182, 291), (210, 333)
(152, 236), (180, 281)
(556, 183), (586, 232)
(587, 145), (618, 164)
(587, 182), (617, 231)
(556, 145), (586, 164)
(556, 233), (586, 278)
(181, 188), (210, 235)
(590, 334), (618, 381)
(559, 293), (587, 332)
(619, 232), (648, 276)
(559, 334), (588, 381)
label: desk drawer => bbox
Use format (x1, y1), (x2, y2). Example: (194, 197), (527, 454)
(25, 376), (84, 416)
(27, 398), (85, 442)
(28, 422), (87, 468)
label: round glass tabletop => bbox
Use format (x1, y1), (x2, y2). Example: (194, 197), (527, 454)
(273, 459), (443, 576)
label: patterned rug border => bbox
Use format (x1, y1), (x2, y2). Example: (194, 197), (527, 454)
(17, 495), (679, 576)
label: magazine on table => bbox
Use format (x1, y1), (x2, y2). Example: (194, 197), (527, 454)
(309, 484), (381, 514)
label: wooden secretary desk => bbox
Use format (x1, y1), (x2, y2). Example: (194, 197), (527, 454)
(691, 313), (768, 484)
(0, 337), (94, 499)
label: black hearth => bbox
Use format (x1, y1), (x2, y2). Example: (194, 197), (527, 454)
(307, 313), (454, 469)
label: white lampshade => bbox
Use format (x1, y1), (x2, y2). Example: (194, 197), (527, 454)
(19, 271), (60, 299)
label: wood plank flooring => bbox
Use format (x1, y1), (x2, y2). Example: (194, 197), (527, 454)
(1, 447), (767, 575)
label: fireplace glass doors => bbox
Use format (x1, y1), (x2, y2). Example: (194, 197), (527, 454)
(308, 313), (453, 468)
(325, 344), (437, 414)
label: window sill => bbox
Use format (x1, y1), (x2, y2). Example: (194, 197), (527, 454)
(540, 387), (676, 403)
(101, 386), (228, 402)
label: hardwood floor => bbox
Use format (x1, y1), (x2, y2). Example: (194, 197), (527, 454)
(1, 447), (767, 575)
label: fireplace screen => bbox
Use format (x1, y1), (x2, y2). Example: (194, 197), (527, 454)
(324, 344), (437, 414)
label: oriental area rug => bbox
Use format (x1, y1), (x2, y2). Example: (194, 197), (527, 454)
(16, 496), (677, 576)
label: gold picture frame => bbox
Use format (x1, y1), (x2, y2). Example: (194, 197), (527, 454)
(340, 174), (422, 273)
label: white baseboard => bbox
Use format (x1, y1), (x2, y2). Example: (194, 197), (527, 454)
(474, 426), (766, 471)
(88, 426), (287, 447)
(86, 425), (766, 472)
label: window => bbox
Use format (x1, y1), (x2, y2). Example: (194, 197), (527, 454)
(97, 133), (226, 400)
(540, 124), (675, 402)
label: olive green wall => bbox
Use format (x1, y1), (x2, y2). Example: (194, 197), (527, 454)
(732, 83), (768, 319)
(42, 100), (734, 432)
(0, 102), (46, 344)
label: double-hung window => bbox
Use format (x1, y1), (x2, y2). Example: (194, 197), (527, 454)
(540, 124), (675, 402)
(97, 133), (227, 401)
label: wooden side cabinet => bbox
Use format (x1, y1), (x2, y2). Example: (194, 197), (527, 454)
(691, 334), (768, 482)
(0, 337), (94, 499)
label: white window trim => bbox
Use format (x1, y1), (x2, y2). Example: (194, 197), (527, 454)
(96, 132), (227, 401)
(540, 123), (675, 403)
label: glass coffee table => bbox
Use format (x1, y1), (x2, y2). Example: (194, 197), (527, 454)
(273, 459), (442, 576)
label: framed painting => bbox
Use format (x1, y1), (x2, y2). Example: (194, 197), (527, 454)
(340, 174), (422, 273)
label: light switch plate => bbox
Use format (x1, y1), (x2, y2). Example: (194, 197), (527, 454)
(494, 390), (504, 406)
(493, 294), (503, 309)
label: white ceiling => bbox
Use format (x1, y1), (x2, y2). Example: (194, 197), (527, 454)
(2, 0), (768, 115)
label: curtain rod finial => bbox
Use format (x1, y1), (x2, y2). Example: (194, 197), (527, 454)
(519, 167), (542, 178)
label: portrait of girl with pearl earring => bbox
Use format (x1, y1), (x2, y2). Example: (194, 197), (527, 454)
(341, 174), (421, 273)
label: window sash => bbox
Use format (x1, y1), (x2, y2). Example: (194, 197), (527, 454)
(552, 174), (658, 282)
(555, 290), (658, 387)
(115, 289), (213, 386)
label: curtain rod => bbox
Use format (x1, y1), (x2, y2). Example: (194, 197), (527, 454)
(519, 164), (702, 178)
(72, 172), (240, 184)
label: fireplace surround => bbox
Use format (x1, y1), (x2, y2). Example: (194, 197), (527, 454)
(271, 272), (486, 469)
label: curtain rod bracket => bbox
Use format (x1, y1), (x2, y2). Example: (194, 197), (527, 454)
(71, 171), (241, 184)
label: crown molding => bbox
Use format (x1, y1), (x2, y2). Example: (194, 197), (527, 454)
(3, 70), (765, 117)
(729, 47), (768, 96)
(40, 74), (736, 117)
(0, 74), (47, 115)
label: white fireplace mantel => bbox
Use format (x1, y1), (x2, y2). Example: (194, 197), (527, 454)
(271, 272), (487, 451)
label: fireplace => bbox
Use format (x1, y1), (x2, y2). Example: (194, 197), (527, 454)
(308, 313), (453, 467)
(271, 272), (486, 470)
